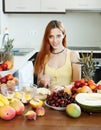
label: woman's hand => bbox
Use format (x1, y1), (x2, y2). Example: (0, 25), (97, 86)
(38, 74), (50, 88)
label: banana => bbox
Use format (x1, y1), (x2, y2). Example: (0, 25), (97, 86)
(0, 101), (4, 107)
(0, 94), (9, 105)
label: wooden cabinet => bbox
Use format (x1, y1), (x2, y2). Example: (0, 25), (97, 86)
(66, 0), (101, 10)
(41, 0), (66, 12)
(3, 0), (66, 13)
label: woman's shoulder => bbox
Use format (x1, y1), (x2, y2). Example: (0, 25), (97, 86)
(66, 48), (79, 55)
(66, 48), (80, 61)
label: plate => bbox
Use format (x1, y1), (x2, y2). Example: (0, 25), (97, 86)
(44, 101), (66, 111)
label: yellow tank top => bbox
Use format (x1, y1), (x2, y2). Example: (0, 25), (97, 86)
(44, 50), (72, 89)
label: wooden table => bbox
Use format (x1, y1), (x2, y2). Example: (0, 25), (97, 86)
(0, 105), (101, 130)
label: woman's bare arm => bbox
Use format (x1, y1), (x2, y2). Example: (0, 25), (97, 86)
(70, 51), (81, 81)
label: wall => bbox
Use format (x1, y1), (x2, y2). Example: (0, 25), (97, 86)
(0, 2), (101, 50)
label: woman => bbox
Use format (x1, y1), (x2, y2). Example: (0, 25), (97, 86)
(34, 20), (81, 90)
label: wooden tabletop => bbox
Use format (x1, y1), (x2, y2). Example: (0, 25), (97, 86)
(0, 105), (101, 130)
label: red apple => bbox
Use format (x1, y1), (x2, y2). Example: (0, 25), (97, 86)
(0, 77), (7, 83)
(97, 85), (101, 90)
(74, 80), (82, 88)
(1, 63), (8, 70)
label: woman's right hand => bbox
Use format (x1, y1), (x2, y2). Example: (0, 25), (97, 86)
(38, 74), (50, 88)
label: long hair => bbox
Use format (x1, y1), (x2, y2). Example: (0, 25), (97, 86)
(34, 20), (67, 74)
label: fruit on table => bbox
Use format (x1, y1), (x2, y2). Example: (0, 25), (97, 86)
(0, 105), (16, 120)
(75, 93), (101, 112)
(46, 90), (76, 107)
(77, 86), (92, 93)
(24, 110), (37, 120)
(71, 79), (97, 95)
(66, 103), (81, 118)
(9, 98), (25, 115)
(29, 99), (43, 109)
(97, 84), (101, 93)
(36, 106), (45, 116)
(64, 87), (72, 95)
(0, 94), (9, 106)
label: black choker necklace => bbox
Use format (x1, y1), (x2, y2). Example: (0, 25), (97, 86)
(51, 49), (65, 54)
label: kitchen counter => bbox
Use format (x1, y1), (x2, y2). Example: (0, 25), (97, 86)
(0, 49), (38, 77)
(0, 105), (101, 130)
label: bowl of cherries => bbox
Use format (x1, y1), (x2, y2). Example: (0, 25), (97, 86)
(45, 90), (76, 111)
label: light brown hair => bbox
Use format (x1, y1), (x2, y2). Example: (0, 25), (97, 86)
(34, 20), (67, 74)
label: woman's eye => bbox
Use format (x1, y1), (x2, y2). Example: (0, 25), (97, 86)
(49, 35), (54, 39)
(57, 34), (62, 38)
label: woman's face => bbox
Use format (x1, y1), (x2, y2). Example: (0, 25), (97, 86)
(48, 28), (64, 50)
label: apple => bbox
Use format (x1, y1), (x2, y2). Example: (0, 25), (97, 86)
(1, 63), (8, 70)
(97, 85), (101, 90)
(74, 80), (82, 88)
(0, 65), (3, 71)
(0, 77), (7, 83)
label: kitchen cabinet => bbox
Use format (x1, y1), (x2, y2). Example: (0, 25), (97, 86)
(41, 0), (66, 12)
(3, 0), (66, 13)
(3, 0), (40, 13)
(66, 0), (101, 10)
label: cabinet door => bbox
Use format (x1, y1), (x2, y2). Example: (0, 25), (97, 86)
(3, 0), (41, 13)
(66, 0), (101, 10)
(41, 0), (66, 12)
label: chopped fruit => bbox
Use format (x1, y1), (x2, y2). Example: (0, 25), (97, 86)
(36, 106), (45, 116)
(24, 110), (37, 120)
(30, 99), (43, 109)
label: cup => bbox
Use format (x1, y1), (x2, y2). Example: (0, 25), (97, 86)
(1, 84), (16, 99)
(20, 83), (37, 99)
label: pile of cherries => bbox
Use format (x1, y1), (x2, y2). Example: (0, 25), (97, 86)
(46, 90), (76, 107)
